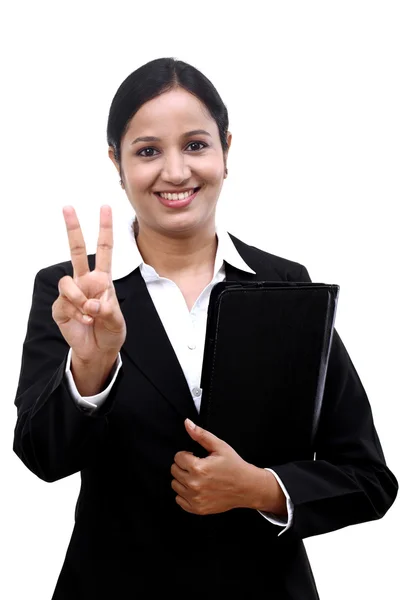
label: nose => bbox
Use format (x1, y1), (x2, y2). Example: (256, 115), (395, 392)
(161, 151), (191, 185)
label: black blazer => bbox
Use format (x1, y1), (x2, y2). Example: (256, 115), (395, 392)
(13, 234), (398, 600)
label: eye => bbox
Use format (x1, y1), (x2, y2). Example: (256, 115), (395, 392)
(137, 147), (160, 158)
(186, 141), (207, 152)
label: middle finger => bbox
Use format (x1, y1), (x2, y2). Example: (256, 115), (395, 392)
(95, 205), (113, 274)
(171, 462), (189, 485)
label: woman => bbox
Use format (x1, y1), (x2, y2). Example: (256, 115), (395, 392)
(13, 58), (398, 599)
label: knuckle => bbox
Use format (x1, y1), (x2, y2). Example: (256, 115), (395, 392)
(193, 461), (206, 477)
(59, 275), (71, 284)
(51, 303), (59, 321)
(70, 243), (86, 256)
(197, 429), (206, 442)
(191, 497), (206, 514)
(52, 295), (66, 314)
(189, 479), (200, 492)
(57, 275), (69, 292)
(58, 275), (81, 299)
(101, 303), (113, 317)
(97, 242), (113, 251)
(52, 301), (69, 325)
(100, 305), (117, 324)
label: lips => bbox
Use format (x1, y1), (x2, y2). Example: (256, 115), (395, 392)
(155, 187), (201, 209)
(155, 186), (201, 200)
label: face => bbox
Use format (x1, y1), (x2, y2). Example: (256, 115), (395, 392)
(109, 87), (231, 236)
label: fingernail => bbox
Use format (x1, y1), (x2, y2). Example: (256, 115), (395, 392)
(89, 300), (100, 314)
(186, 419), (196, 430)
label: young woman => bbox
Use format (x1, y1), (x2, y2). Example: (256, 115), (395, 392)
(13, 57), (398, 599)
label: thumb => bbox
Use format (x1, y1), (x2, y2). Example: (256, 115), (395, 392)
(184, 418), (224, 453)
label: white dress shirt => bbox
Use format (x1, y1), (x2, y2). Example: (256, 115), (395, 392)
(64, 227), (293, 534)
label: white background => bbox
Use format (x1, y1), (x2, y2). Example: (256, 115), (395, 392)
(1, 1), (399, 598)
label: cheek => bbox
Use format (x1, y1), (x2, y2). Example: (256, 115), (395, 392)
(125, 164), (155, 192)
(198, 157), (225, 183)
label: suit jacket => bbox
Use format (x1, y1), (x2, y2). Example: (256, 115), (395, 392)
(13, 234), (398, 600)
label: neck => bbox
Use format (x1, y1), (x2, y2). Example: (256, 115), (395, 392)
(136, 222), (218, 278)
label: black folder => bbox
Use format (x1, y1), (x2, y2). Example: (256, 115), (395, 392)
(198, 281), (339, 465)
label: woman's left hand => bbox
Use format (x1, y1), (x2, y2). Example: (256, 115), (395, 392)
(171, 419), (284, 515)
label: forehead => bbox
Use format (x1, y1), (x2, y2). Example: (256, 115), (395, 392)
(124, 88), (218, 139)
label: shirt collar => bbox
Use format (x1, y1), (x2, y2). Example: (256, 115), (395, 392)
(111, 222), (256, 282)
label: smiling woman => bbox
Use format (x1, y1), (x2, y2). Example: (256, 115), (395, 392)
(110, 98), (229, 239)
(12, 57), (398, 599)
(106, 58), (230, 244)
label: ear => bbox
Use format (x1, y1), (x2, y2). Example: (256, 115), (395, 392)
(223, 132), (232, 178)
(108, 146), (120, 173)
(108, 146), (125, 188)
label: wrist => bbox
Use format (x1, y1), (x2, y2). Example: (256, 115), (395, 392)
(70, 350), (119, 396)
(71, 349), (119, 369)
(245, 466), (287, 516)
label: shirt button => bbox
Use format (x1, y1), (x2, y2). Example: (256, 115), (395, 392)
(188, 342), (196, 350)
(192, 387), (202, 398)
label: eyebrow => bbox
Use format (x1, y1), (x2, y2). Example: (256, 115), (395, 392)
(130, 129), (212, 145)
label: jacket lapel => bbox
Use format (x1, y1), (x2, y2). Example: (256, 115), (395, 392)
(114, 268), (198, 421)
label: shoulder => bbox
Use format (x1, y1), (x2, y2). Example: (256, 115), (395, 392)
(33, 254), (96, 289)
(228, 233), (311, 281)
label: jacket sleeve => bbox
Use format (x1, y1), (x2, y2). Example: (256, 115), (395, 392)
(270, 265), (399, 538)
(13, 265), (122, 483)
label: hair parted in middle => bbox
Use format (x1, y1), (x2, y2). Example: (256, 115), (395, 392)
(106, 57), (230, 168)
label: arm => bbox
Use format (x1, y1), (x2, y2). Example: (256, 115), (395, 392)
(265, 264), (399, 538)
(13, 267), (123, 482)
(14, 206), (126, 481)
(270, 328), (398, 538)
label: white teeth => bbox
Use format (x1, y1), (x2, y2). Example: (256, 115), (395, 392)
(159, 189), (196, 201)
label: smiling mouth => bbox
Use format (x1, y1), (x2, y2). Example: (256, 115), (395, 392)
(155, 187), (201, 201)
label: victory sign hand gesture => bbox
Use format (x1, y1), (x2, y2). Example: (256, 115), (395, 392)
(52, 205), (126, 363)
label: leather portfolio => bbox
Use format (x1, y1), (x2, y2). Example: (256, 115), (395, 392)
(198, 281), (339, 464)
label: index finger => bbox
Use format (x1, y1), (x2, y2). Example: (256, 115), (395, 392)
(174, 451), (197, 471)
(62, 206), (89, 278)
(95, 205), (113, 274)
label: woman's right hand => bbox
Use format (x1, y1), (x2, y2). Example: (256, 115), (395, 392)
(52, 205), (127, 364)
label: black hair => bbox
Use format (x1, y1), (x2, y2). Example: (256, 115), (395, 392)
(106, 57), (229, 167)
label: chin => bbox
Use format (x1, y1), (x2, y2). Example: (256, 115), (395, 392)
(159, 214), (213, 235)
